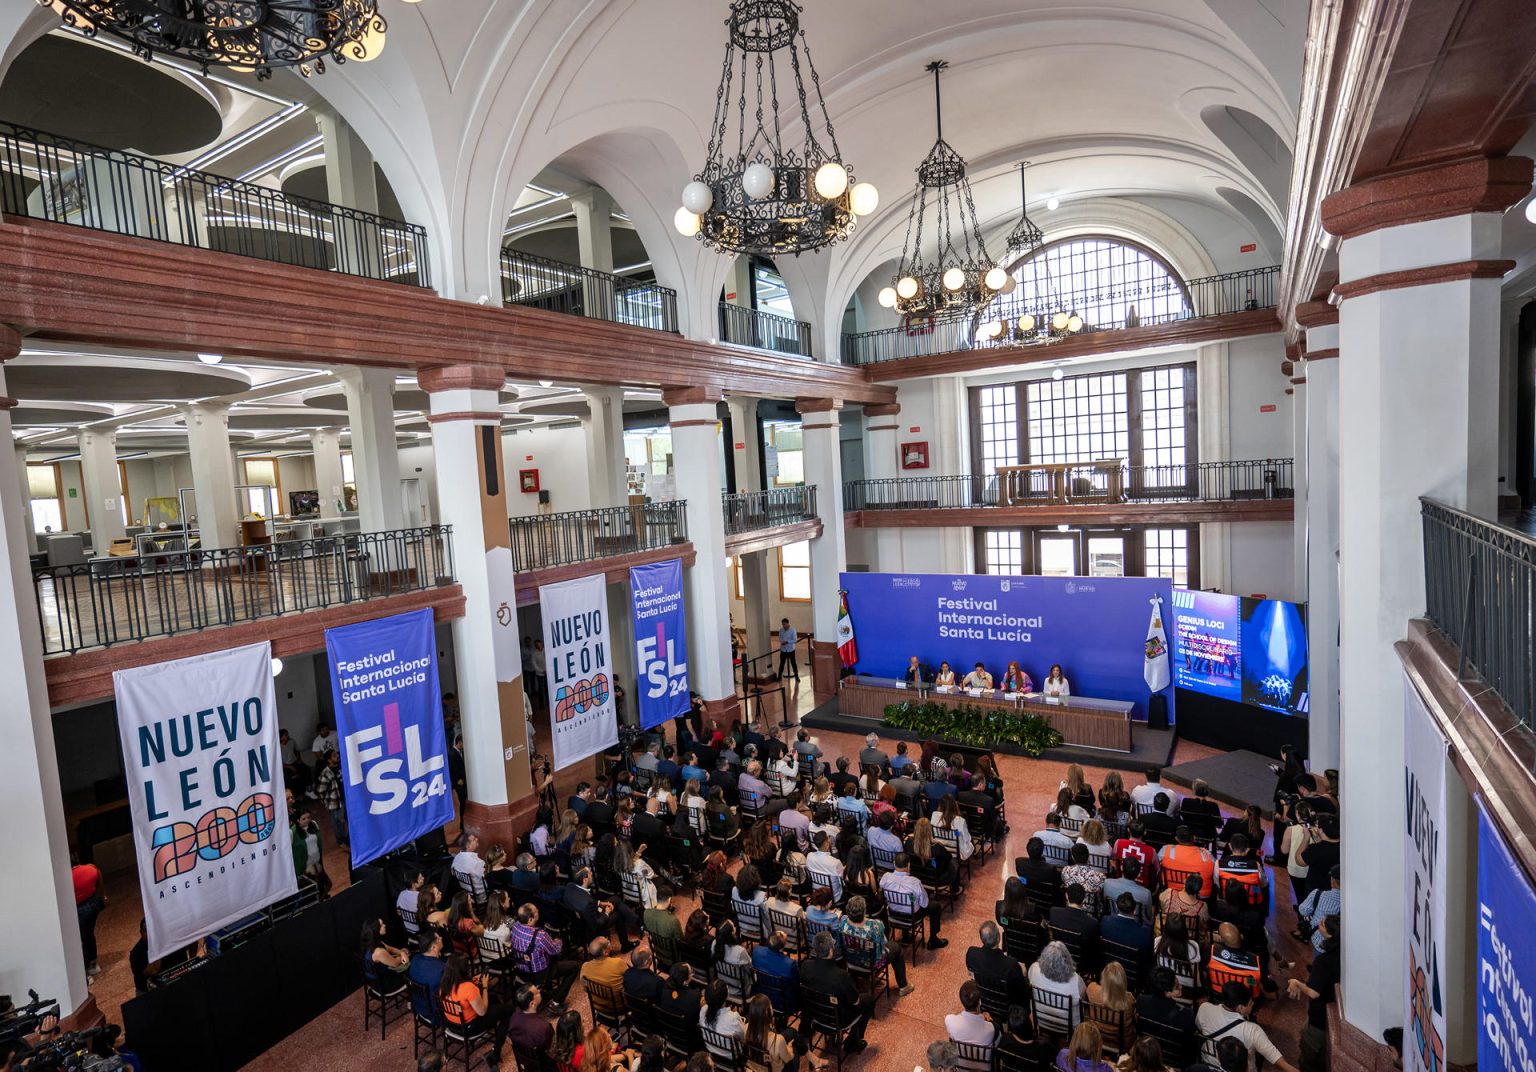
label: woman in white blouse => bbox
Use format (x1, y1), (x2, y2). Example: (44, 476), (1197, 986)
(934, 661), (957, 687)
(1043, 663), (1071, 699)
(931, 795), (975, 860)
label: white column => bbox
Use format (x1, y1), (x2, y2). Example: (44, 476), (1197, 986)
(420, 366), (534, 843)
(181, 403), (239, 548)
(1332, 177), (1521, 1040)
(798, 398), (847, 703)
(665, 388), (736, 714)
(1305, 322), (1341, 771)
(864, 403), (901, 572)
(581, 386), (627, 508)
(17, 444), (37, 555)
(77, 428), (124, 552)
(337, 367), (404, 532)
(0, 357), (91, 1017)
(316, 108), (378, 214)
(309, 427), (346, 519)
(727, 396), (773, 662)
(1290, 374), (1308, 600)
(571, 189), (614, 274)
(1196, 342), (1232, 591)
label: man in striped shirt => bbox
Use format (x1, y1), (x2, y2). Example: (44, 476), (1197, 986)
(508, 903), (580, 1011)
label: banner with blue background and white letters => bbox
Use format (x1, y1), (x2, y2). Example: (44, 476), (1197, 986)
(113, 641), (295, 960)
(325, 608), (452, 866)
(630, 558), (690, 730)
(838, 572), (1174, 720)
(1478, 801), (1536, 1072)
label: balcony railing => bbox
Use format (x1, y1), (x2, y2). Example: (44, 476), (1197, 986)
(0, 121), (431, 286)
(33, 526), (455, 656)
(509, 502), (688, 572)
(843, 459), (1294, 512)
(500, 248), (679, 333)
(840, 265), (1280, 366)
(1422, 498), (1536, 730)
(722, 486), (819, 536)
(718, 302), (813, 358)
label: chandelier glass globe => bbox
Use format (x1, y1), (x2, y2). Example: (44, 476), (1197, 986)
(1051, 312), (1070, 331)
(942, 267), (966, 291)
(681, 181), (715, 214)
(1067, 313), (1084, 332)
(674, 207), (703, 237)
(877, 287), (898, 309)
(896, 276), (920, 300)
(984, 267), (1009, 291)
(814, 162), (849, 199)
(850, 182), (880, 216)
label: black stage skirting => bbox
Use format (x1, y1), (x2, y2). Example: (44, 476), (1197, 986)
(798, 694), (1177, 774)
(1160, 749), (1282, 818)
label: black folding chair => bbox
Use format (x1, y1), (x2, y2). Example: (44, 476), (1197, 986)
(439, 997), (490, 1070)
(701, 887), (735, 926)
(839, 931), (891, 1004)
(808, 868), (841, 904)
(1029, 987), (1077, 1044)
(800, 985), (855, 1071)
(954, 1039), (996, 1072)
(883, 888), (928, 964)
(715, 958), (755, 1005)
(361, 967), (409, 1039)
(1084, 1001), (1134, 1056)
(767, 907), (808, 959)
(733, 897), (767, 943)
(1101, 937), (1147, 992)
(583, 977), (631, 1045)
(1004, 919), (1044, 964)
(700, 1024), (749, 1072)
(407, 980), (441, 1059)
(1140, 1014), (1197, 1068)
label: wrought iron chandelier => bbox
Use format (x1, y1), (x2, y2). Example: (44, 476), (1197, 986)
(39, 0), (407, 79)
(877, 61), (1010, 319)
(675, 0), (878, 257)
(969, 159), (1084, 347)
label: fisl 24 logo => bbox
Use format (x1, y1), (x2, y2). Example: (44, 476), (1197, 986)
(344, 702), (447, 815)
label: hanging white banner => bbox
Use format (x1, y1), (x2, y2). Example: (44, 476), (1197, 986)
(113, 642), (296, 960)
(1404, 676), (1449, 1072)
(540, 573), (618, 770)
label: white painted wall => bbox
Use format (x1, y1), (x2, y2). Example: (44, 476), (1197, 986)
(1226, 335), (1292, 462)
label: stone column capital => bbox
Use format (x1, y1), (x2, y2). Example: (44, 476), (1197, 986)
(662, 386), (723, 408)
(0, 324), (21, 361)
(795, 397), (843, 415)
(417, 364), (506, 394)
(1321, 155), (1533, 240)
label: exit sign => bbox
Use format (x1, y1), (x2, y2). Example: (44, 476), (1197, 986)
(1240, 243), (1257, 253)
(1259, 404), (1277, 413)
(725, 292), (737, 301)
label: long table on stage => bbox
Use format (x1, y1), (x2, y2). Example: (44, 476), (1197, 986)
(839, 675), (1135, 752)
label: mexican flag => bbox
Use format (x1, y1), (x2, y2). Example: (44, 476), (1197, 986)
(836, 590), (859, 667)
(1144, 594), (1170, 692)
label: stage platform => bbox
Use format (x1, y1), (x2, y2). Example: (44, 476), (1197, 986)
(798, 694), (1177, 774)
(1160, 748), (1279, 817)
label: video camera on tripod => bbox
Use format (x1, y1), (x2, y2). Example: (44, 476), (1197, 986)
(0, 992), (60, 1046)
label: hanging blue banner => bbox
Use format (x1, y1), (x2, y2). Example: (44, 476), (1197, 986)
(1478, 802), (1536, 1072)
(325, 608), (452, 866)
(630, 558), (690, 730)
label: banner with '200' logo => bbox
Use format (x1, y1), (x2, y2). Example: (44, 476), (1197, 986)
(540, 572), (618, 770)
(630, 558), (689, 731)
(326, 608), (451, 866)
(114, 642), (296, 960)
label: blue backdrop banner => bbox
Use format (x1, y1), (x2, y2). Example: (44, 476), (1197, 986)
(631, 558), (690, 730)
(839, 572), (1175, 720)
(1478, 802), (1536, 1072)
(325, 607), (452, 866)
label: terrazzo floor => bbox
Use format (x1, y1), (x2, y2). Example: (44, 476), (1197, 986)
(76, 680), (1314, 1071)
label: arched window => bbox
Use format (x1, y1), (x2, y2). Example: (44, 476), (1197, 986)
(1006, 237), (1192, 330)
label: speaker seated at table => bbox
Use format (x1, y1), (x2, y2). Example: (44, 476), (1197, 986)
(961, 663), (994, 690)
(934, 662), (957, 687)
(1042, 665), (1072, 701)
(999, 662), (1033, 693)
(902, 656), (929, 686)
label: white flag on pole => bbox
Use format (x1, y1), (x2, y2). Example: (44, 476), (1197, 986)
(1144, 595), (1171, 693)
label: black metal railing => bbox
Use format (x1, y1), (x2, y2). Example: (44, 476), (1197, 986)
(508, 502), (688, 572)
(0, 121), (431, 286)
(500, 248), (679, 333)
(843, 459), (1294, 511)
(33, 526), (454, 656)
(1422, 498), (1536, 729)
(718, 302), (813, 357)
(722, 486), (819, 536)
(840, 265), (1280, 366)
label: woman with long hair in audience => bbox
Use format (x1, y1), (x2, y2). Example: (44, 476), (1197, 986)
(700, 978), (747, 1049)
(742, 818), (779, 878)
(859, 763), (896, 819)
(777, 836), (810, 897)
(732, 864), (767, 920)
(1056, 1023), (1115, 1072)
(615, 796), (636, 839)
(1153, 914), (1201, 993)
(1051, 787), (1091, 823)
(681, 908), (714, 958)
(681, 778), (708, 832)
(481, 889), (513, 945)
(360, 917), (409, 976)
(1098, 770), (1125, 811)
(931, 795), (975, 860)
(1061, 764), (1095, 812)
(743, 992), (795, 1072)
(554, 808), (580, 852)
(579, 1024), (634, 1072)
(995, 875), (1035, 928)
(973, 753), (1005, 801)
(1157, 874), (1209, 935)
(445, 891), (483, 953)
(1219, 803), (1265, 849)
(419, 885), (446, 929)
(1086, 960), (1135, 1014)
(630, 1036), (667, 1072)
(713, 919), (750, 968)
(808, 775), (835, 809)
(947, 753), (973, 792)
(1118, 1036), (1174, 1072)
(843, 841), (885, 912)
(905, 817), (958, 891)
(549, 1009), (586, 1072)
(569, 824), (596, 870)
(705, 785), (740, 841)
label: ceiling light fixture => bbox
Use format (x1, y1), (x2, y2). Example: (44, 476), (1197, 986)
(40, 0), (391, 79)
(1005, 162), (1044, 257)
(888, 61), (1001, 320)
(677, 0), (874, 256)
(197, 352), (223, 365)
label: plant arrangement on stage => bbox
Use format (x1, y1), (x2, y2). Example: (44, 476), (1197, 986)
(881, 701), (1065, 756)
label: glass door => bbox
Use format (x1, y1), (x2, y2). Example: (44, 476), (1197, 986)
(1034, 532), (1081, 576)
(1087, 535), (1126, 577)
